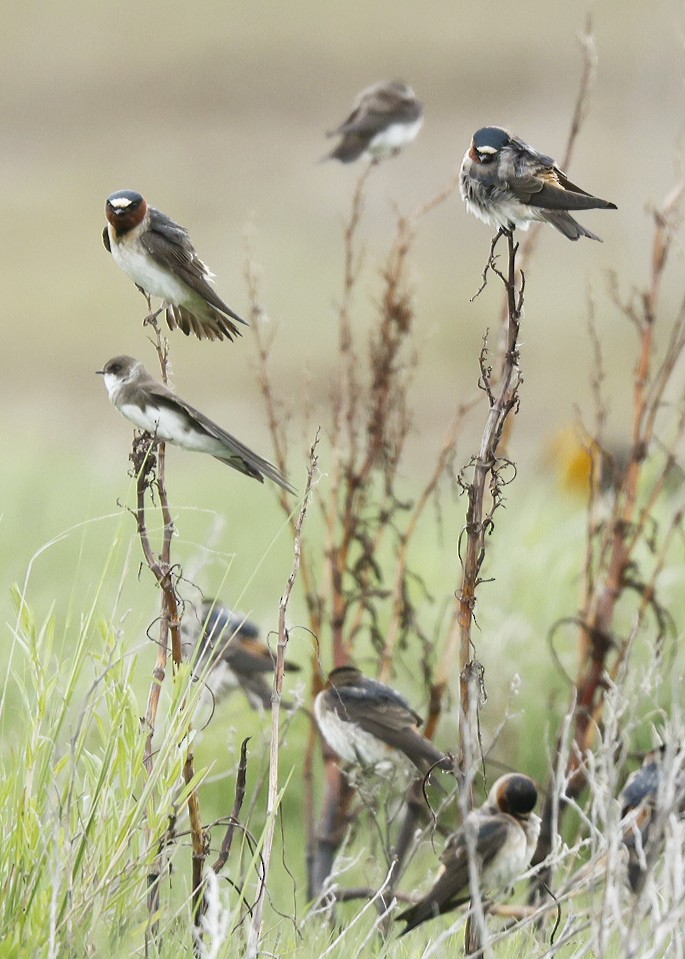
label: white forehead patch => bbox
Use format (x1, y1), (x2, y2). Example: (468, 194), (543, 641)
(477, 145), (498, 155)
(109, 197), (133, 209)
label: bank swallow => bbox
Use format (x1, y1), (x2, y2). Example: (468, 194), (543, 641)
(314, 665), (452, 776)
(183, 600), (301, 710)
(97, 355), (294, 492)
(323, 81), (423, 164)
(397, 773), (541, 933)
(460, 127), (617, 241)
(103, 189), (247, 342)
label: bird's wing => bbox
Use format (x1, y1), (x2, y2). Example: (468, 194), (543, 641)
(398, 815), (511, 930)
(145, 384), (294, 492)
(102, 226), (111, 252)
(329, 681), (423, 733)
(620, 762), (660, 815)
(510, 165), (614, 211)
(327, 682), (451, 770)
(141, 209), (245, 323)
(331, 89), (407, 136)
(435, 816), (511, 902)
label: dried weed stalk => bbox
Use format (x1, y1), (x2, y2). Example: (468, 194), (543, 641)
(127, 328), (207, 953)
(250, 170), (462, 898)
(534, 180), (685, 887)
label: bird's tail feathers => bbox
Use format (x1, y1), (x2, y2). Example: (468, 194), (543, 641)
(542, 211), (603, 242)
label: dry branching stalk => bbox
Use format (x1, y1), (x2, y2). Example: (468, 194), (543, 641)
(129, 327), (207, 953)
(250, 169), (463, 899)
(456, 233), (524, 790)
(533, 179), (685, 892)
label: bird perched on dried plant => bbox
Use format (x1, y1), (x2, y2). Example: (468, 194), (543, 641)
(619, 745), (671, 893)
(397, 773), (540, 933)
(323, 81), (423, 164)
(103, 189), (247, 341)
(314, 665), (452, 776)
(97, 355), (294, 491)
(460, 126), (616, 241)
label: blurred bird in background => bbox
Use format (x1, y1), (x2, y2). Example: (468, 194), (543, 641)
(322, 81), (423, 164)
(182, 599), (301, 711)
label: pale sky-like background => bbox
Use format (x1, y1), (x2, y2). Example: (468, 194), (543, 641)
(1, 0), (683, 595)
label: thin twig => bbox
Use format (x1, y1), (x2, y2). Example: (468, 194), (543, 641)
(246, 435), (319, 959)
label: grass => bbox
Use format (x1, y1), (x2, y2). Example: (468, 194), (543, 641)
(1, 442), (683, 956)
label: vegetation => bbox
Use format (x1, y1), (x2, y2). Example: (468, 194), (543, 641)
(2, 13), (684, 959)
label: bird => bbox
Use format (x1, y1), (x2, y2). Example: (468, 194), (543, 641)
(397, 773), (541, 933)
(96, 355), (294, 492)
(619, 746), (667, 893)
(182, 600), (301, 710)
(313, 665), (452, 776)
(459, 126), (617, 241)
(103, 189), (248, 342)
(323, 81), (423, 164)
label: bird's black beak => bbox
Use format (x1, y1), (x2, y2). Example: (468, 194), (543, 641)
(95, 369), (105, 375)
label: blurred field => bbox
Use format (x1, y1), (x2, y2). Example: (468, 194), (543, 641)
(1, 0), (683, 629)
(1, 1), (684, 954)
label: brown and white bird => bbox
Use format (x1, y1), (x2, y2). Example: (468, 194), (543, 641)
(97, 355), (294, 492)
(182, 600), (300, 710)
(397, 773), (541, 933)
(314, 665), (452, 776)
(460, 127), (617, 241)
(103, 189), (247, 342)
(323, 81), (423, 164)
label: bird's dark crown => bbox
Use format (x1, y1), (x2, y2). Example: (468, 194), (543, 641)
(472, 126), (511, 161)
(105, 190), (147, 231)
(497, 774), (538, 816)
(99, 355), (138, 377)
(327, 665), (362, 686)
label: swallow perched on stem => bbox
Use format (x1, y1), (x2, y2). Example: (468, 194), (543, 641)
(182, 600), (301, 710)
(97, 355), (294, 492)
(323, 81), (423, 164)
(397, 773), (541, 933)
(103, 190), (247, 342)
(314, 665), (452, 776)
(619, 746), (667, 893)
(460, 127), (617, 241)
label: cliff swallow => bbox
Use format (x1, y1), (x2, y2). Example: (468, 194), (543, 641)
(459, 127), (617, 241)
(182, 600), (301, 710)
(314, 665), (452, 775)
(96, 355), (294, 492)
(397, 773), (541, 933)
(619, 746), (666, 892)
(323, 81), (423, 164)
(103, 189), (247, 342)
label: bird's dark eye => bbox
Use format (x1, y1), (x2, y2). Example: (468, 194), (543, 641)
(110, 363), (122, 374)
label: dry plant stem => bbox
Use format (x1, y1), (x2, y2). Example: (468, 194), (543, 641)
(534, 184), (685, 877)
(246, 438), (318, 959)
(518, 16), (597, 268)
(211, 738), (250, 873)
(457, 233), (523, 782)
(135, 326), (206, 946)
(250, 172), (460, 898)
